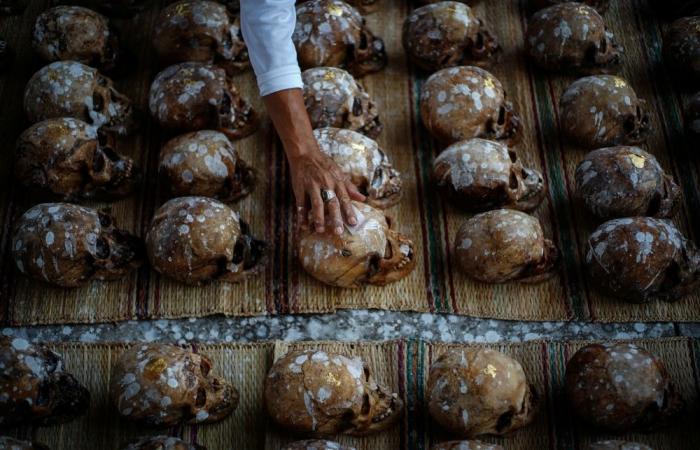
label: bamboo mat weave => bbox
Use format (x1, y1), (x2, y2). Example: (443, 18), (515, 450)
(2, 338), (699, 449)
(1, 0), (699, 325)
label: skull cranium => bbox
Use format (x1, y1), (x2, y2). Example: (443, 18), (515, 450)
(313, 127), (402, 208)
(16, 118), (138, 201)
(24, 61), (134, 135)
(303, 66), (382, 138)
(420, 66), (521, 145)
(298, 201), (415, 287)
(11, 203), (144, 287)
(432, 138), (545, 212)
(264, 349), (403, 435)
(110, 344), (238, 426)
(293, 0), (387, 78)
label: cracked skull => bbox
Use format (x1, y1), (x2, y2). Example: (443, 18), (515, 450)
(16, 118), (138, 201)
(575, 146), (679, 219)
(664, 16), (700, 84)
(24, 61), (134, 135)
(110, 344), (238, 426)
(282, 441), (355, 450)
(589, 442), (653, 450)
(432, 138), (545, 212)
(431, 442), (503, 450)
(298, 201), (415, 288)
(293, 0), (387, 78)
(560, 75), (650, 148)
(12, 203), (144, 287)
(32, 6), (119, 71)
(420, 66), (521, 145)
(149, 62), (258, 140)
(0, 337), (90, 427)
(427, 349), (536, 437)
(303, 66), (382, 138)
(403, 1), (499, 72)
(314, 127), (402, 208)
(154, 1), (249, 74)
(454, 209), (558, 283)
(159, 130), (255, 201)
(123, 436), (206, 450)
(146, 196), (266, 285)
(585, 217), (700, 303)
(264, 349), (403, 435)
(526, 3), (621, 73)
(565, 343), (683, 432)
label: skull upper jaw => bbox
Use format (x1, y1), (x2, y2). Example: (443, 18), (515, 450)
(486, 101), (522, 146)
(366, 230), (416, 286)
(345, 31), (387, 78)
(347, 388), (403, 436)
(512, 167), (546, 212)
(188, 378), (239, 425)
(218, 223), (268, 284)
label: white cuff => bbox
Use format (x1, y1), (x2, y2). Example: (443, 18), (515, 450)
(257, 65), (303, 97)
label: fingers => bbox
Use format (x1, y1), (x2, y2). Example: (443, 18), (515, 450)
(292, 183), (308, 231)
(326, 196), (344, 235)
(335, 183), (357, 227)
(309, 183), (325, 233)
(345, 180), (366, 202)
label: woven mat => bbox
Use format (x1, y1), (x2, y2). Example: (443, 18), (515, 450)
(3, 338), (700, 449)
(1, 0), (699, 325)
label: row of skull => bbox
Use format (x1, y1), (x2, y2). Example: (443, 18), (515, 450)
(0, 336), (676, 449)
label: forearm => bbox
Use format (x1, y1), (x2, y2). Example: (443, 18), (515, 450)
(263, 88), (318, 161)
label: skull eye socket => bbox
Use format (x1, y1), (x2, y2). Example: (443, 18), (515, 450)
(98, 213), (112, 228)
(195, 387), (207, 408)
(623, 114), (637, 134)
(363, 366), (371, 381)
(508, 149), (517, 163)
(497, 105), (506, 126)
(358, 31), (368, 50)
(232, 239), (246, 264)
(92, 92), (104, 112)
(220, 92), (233, 115)
(93, 149), (106, 173)
(96, 76), (108, 87)
(352, 97), (363, 116)
(200, 359), (211, 377)
(496, 409), (514, 432)
(95, 236), (110, 259)
(474, 32), (485, 51)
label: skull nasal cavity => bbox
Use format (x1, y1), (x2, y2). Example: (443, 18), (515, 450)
(509, 171), (518, 190)
(232, 240), (246, 264)
(195, 387), (207, 407)
(93, 92), (104, 112)
(200, 360), (211, 377)
(497, 106), (506, 125)
(361, 393), (370, 415)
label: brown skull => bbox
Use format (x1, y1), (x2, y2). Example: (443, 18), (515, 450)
(687, 91), (700, 137)
(154, 1), (249, 74)
(303, 66), (382, 138)
(575, 146), (679, 219)
(159, 130), (255, 201)
(403, 1), (499, 72)
(427, 349), (537, 437)
(0, 437), (49, 450)
(50, 0), (152, 17)
(565, 342), (683, 432)
(454, 209), (558, 283)
(149, 62), (258, 140)
(526, 3), (621, 73)
(24, 61), (134, 135)
(122, 436), (206, 450)
(12, 203), (144, 287)
(298, 201), (415, 288)
(16, 118), (138, 201)
(431, 442), (503, 450)
(560, 75), (650, 148)
(589, 442), (654, 450)
(0, 337), (90, 427)
(531, 0), (609, 14)
(432, 138), (545, 212)
(313, 127), (402, 209)
(420, 66), (521, 145)
(293, 0), (387, 78)
(664, 16), (700, 84)
(585, 217), (700, 303)
(265, 350), (403, 435)
(110, 344), (238, 426)
(32, 6), (119, 71)
(282, 441), (355, 450)
(146, 196), (266, 285)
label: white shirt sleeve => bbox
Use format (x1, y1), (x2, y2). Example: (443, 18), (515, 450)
(240, 0), (303, 97)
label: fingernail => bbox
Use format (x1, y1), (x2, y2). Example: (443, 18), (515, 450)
(317, 226), (325, 233)
(348, 217), (357, 226)
(335, 226), (344, 235)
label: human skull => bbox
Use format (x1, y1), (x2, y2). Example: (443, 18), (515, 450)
(526, 3), (621, 73)
(431, 441), (504, 450)
(565, 342), (683, 432)
(0, 38), (14, 71)
(110, 344), (238, 426)
(0, 437), (48, 450)
(49, 0), (152, 17)
(12, 203), (144, 287)
(313, 127), (402, 209)
(432, 138), (545, 212)
(298, 201), (415, 287)
(585, 217), (700, 303)
(159, 130), (255, 201)
(0, 337), (90, 427)
(687, 91), (700, 137)
(303, 67), (382, 138)
(154, 1), (249, 75)
(149, 62), (258, 140)
(531, 0), (609, 14)
(575, 146), (679, 219)
(24, 61), (134, 135)
(265, 349), (403, 435)
(588, 442), (653, 450)
(454, 209), (558, 283)
(427, 349), (536, 437)
(32, 6), (119, 71)
(146, 196), (266, 285)
(293, 0), (387, 78)
(16, 118), (138, 201)
(403, 2), (499, 72)
(282, 441), (355, 450)
(122, 436), (205, 450)
(560, 75), (650, 148)
(664, 16), (700, 84)
(420, 66), (521, 145)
